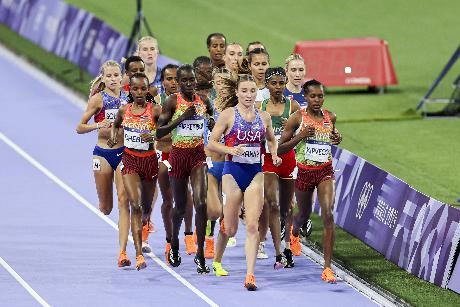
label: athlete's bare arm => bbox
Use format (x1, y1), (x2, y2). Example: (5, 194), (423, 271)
(261, 110), (277, 156)
(278, 110), (314, 154)
(76, 94), (106, 134)
(156, 94), (181, 139)
(108, 105), (127, 147)
(328, 111), (342, 145)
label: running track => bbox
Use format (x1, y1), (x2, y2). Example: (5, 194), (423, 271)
(0, 47), (378, 307)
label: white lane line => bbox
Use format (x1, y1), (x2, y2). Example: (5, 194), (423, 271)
(0, 256), (51, 307)
(0, 132), (219, 307)
(300, 244), (398, 307)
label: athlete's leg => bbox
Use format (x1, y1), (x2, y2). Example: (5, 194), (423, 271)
(257, 186), (270, 253)
(279, 178), (295, 245)
(93, 155), (114, 215)
(141, 177), (156, 229)
(243, 173), (264, 276)
(317, 179), (335, 269)
(214, 174), (242, 263)
(159, 163), (173, 240)
(264, 172), (282, 256)
(170, 177), (189, 250)
(207, 173), (222, 221)
(293, 188), (314, 236)
(190, 165), (208, 258)
(184, 184), (193, 233)
(122, 173), (143, 257)
(143, 187), (158, 224)
(114, 165), (129, 252)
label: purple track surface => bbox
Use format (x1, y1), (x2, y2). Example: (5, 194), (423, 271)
(0, 51), (378, 307)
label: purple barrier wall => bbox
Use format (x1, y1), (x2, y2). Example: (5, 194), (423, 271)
(313, 146), (460, 289)
(0, 0), (179, 77)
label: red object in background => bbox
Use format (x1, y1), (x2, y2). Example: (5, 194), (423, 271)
(293, 37), (398, 87)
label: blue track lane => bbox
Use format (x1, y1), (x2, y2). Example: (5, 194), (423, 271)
(0, 50), (377, 307)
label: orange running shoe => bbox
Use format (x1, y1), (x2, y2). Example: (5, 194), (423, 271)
(184, 235), (197, 255)
(136, 255), (147, 271)
(165, 242), (171, 265)
(193, 229), (197, 245)
(244, 274), (257, 291)
(290, 233), (302, 256)
(118, 251), (131, 267)
(204, 236), (215, 259)
(322, 267), (337, 283)
(142, 224), (150, 242)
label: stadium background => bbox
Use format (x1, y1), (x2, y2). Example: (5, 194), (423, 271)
(0, 0), (459, 305)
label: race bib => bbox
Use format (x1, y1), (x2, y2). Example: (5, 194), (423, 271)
(105, 108), (118, 122)
(233, 145), (261, 164)
(156, 150), (162, 162)
(92, 158), (101, 171)
(177, 117), (204, 137)
(124, 128), (149, 151)
(304, 141), (331, 162)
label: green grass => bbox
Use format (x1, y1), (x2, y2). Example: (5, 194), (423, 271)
(308, 213), (460, 307)
(1, 0), (460, 304)
(65, 0), (460, 121)
(0, 25), (93, 97)
(339, 119), (460, 206)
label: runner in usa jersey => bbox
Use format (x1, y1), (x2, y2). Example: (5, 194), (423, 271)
(207, 74), (281, 291)
(284, 53), (307, 107)
(76, 60), (130, 268)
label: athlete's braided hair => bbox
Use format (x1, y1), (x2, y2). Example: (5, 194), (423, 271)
(89, 60), (121, 98)
(126, 73), (155, 103)
(265, 67), (286, 84)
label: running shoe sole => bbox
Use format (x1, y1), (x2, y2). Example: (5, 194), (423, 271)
(194, 256), (210, 274)
(136, 262), (147, 271)
(245, 283), (257, 291)
(118, 259), (131, 267)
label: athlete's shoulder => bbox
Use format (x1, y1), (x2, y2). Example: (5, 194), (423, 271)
(164, 93), (178, 107)
(325, 109), (336, 122)
(219, 107), (234, 118)
(290, 109), (304, 122)
(88, 91), (103, 106)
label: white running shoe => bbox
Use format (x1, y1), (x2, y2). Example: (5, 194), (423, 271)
(227, 237), (237, 247)
(257, 242), (268, 259)
(142, 241), (152, 253)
